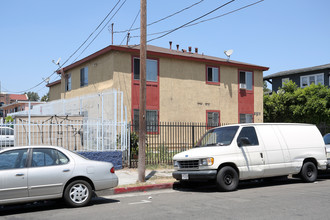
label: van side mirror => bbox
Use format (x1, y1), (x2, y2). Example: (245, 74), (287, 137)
(238, 137), (251, 147)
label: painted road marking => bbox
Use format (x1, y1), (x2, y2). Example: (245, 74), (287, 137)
(128, 200), (151, 205)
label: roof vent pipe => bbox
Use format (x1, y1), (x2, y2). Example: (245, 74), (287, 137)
(176, 44), (179, 51)
(195, 48), (198, 53)
(188, 47), (192, 53)
(169, 41), (172, 50)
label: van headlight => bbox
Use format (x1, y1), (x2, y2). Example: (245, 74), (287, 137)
(199, 158), (214, 166)
(173, 160), (179, 167)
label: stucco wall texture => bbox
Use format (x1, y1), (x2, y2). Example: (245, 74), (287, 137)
(50, 47), (266, 124)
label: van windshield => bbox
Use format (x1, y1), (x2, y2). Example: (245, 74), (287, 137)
(196, 126), (239, 147)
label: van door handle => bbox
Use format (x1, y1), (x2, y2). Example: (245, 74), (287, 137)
(260, 153), (263, 158)
(63, 169), (70, 172)
(16, 173), (24, 176)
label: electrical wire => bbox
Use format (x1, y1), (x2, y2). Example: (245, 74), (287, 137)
(72, 0), (127, 63)
(130, 0), (264, 39)
(119, 10), (140, 46)
(114, 0), (205, 34)
(61, 0), (121, 68)
(147, 0), (236, 43)
(4, 1), (122, 94)
(6, 0), (263, 94)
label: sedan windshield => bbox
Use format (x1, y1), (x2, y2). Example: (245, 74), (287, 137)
(196, 126), (239, 147)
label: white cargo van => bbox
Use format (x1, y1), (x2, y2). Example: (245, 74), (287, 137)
(172, 123), (327, 191)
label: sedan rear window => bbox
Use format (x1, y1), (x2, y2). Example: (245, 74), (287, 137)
(32, 148), (69, 167)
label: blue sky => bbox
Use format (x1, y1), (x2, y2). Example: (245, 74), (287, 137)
(1, 0), (329, 97)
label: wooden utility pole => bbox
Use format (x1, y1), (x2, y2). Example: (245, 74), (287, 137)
(138, 0), (147, 182)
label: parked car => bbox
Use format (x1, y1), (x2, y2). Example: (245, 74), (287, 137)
(0, 145), (118, 207)
(0, 126), (14, 147)
(173, 123), (327, 192)
(324, 133), (330, 168)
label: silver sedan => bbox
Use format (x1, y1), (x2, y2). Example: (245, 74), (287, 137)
(0, 145), (118, 207)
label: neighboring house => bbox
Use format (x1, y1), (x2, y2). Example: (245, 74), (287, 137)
(264, 63), (330, 92)
(0, 94), (29, 118)
(1, 101), (45, 118)
(47, 44), (269, 125)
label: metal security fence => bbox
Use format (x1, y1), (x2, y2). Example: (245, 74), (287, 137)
(1, 89), (129, 153)
(9, 89), (126, 122)
(129, 122), (232, 168)
(0, 118), (128, 152)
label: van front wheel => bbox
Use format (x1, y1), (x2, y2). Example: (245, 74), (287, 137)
(216, 166), (238, 192)
(300, 162), (317, 183)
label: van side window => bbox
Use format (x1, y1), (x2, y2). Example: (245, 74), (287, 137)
(237, 127), (259, 146)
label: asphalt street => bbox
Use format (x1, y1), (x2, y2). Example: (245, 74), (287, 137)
(2, 175), (330, 220)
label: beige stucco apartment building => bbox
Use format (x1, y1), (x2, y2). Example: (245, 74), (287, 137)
(47, 44), (268, 125)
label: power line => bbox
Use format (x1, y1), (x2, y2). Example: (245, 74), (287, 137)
(119, 9), (140, 45)
(130, 0), (264, 39)
(5, 1), (122, 94)
(61, 0), (122, 68)
(72, 0), (127, 63)
(114, 0), (205, 34)
(147, 0), (236, 43)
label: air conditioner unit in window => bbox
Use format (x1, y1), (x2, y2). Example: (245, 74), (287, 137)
(239, 83), (246, 89)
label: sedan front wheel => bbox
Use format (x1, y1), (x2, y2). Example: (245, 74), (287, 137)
(64, 180), (92, 207)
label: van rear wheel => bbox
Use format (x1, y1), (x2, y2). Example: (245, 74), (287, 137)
(300, 162), (317, 183)
(216, 166), (238, 192)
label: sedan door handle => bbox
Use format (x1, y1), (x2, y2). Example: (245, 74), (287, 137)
(16, 173), (24, 176)
(63, 169), (70, 172)
(260, 153), (263, 158)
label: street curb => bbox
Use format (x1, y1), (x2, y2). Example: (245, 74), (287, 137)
(114, 182), (174, 194)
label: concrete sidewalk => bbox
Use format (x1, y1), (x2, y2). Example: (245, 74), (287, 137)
(97, 168), (176, 196)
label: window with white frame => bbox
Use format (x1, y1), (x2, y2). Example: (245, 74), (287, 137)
(300, 73), (324, 88)
(282, 78), (289, 87)
(133, 58), (158, 82)
(240, 114), (253, 123)
(80, 67), (88, 87)
(239, 71), (253, 90)
(206, 66), (219, 84)
(65, 73), (71, 91)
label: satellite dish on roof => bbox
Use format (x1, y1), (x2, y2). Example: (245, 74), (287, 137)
(224, 49), (233, 61)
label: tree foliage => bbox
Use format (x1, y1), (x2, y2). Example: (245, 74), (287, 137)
(264, 81), (330, 125)
(26, 91), (40, 101)
(263, 81), (271, 94)
(41, 93), (49, 102)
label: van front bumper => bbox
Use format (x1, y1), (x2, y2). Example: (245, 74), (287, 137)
(172, 170), (217, 181)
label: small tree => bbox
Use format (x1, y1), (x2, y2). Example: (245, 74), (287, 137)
(263, 81), (271, 94)
(264, 80), (330, 125)
(5, 115), (13, 123)
(41, 93), (49, 102)
(26, 91), (40, 101)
